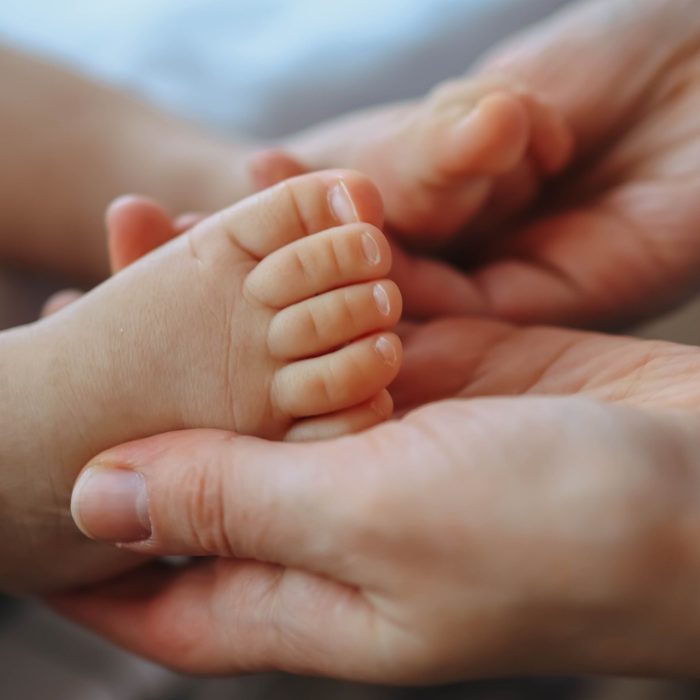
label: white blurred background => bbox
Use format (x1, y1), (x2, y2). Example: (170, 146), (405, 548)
(0, 0), (569, 137)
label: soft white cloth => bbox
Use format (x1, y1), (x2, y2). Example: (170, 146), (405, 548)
(0, 0), (570, 137)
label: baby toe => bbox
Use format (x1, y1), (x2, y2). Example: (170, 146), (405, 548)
(245, 224), (392, 308)
(272, 333), (402, 418)
(284, 389), (393, 441)
(267, 280), (402, 360)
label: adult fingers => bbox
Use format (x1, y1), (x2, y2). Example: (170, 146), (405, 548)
(470, 173), (700, 329)
(70, 429), (367, 573)
(50, 557), (377, 678)
(66, 427), (400, 678)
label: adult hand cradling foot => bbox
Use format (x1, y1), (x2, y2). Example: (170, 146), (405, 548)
(60, 365), (700, 681)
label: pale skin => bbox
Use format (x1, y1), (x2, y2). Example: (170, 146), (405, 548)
(285, 76), (573, 244)
(0, 46), (259, 284)
(7, 0), (700, 326)
(0, 43), (481, 324)
(52, 183), (700, 683)
(48, 210), (700, 684)
(0, 27), (576, 598)
(97, 71), (576, 319)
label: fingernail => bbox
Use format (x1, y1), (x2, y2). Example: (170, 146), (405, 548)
(373, 283), (390, 315)
(361, 232), (381, 265)
(375, 336), (398, 365)
(329, 178), (359, 224)
(71, 467), (151, 543)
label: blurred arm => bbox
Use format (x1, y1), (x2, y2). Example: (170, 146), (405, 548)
(0, 46), (256, 283)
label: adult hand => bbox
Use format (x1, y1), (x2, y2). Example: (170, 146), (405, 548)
(53, 315), (700, 681)
(463, 0), (700, 327)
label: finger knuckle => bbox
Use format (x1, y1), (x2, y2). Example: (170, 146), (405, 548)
(182, 463), (235, 556)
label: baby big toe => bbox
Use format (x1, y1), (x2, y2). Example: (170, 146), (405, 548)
(285, 389), (394, 441)
(194, 169), (384, 260)
(272, 333), (402, 418)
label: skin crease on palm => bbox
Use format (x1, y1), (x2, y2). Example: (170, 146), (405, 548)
(41, 0), (700, 684)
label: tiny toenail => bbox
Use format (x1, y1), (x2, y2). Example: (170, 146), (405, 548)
(373, 283), (391, 316)
(361, 232), (381, 265)
(375, 336), (397, 365)
(329, 178), (359, 224)
(370, 395), (389, 418)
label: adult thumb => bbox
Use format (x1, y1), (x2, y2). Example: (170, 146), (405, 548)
(71, 428), (365, 571)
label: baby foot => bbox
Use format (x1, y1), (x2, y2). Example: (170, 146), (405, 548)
(286, 75), (574, 246)
(84, 170), (402, 441)
(16, 170), (401, 593)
